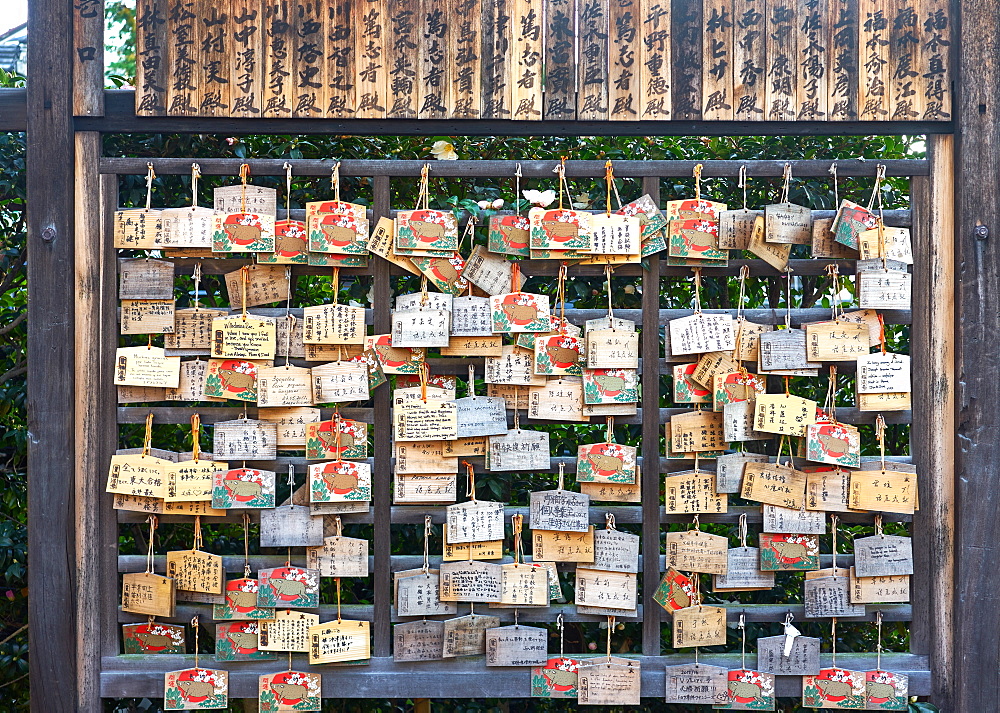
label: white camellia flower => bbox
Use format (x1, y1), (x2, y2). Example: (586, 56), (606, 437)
(430, 140), (458, 160)
(491, 198), (504, 209)
(522, 189), (557, 207)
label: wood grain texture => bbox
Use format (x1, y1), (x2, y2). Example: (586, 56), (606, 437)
(417, 0), (450, 119)
(354, 0), (388, 117)
(71, 0), (104, 116)
(796, 0), (828, 119)
(670, 0), (701, 119)
(261, 0), (293, 118)
(858, 0), (889, 120)
(701, 0), (733, 120)
(451, 0), (482, 118)
(543, 0), (577, 119)
(27, 0), (77, 709)
(326, 0), (356, 117)
(134, 0), (169, 116)
(577, 0), (609, 120)
(732, 0), (766, 120)
(291, 0), (326, 117)
(228, 0), (263, 117)
(386, 0), (418, 117)
(607, 0), (639, 120)
(828, 0), (859, 120)
(764, 0), (796, 120)
(510, 0), (543, 119)
(480, 0), (512, 118)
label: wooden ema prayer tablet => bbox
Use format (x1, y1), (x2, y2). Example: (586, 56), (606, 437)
(850, 568), (910, 604)
(724, 400), (772, 442)
(532, 657), (581, 698)
(719, 209), (760, 250)
(858, 270), (912, 309)
(857, 353), (911, 393)
(261, 407), (319, 450)
(213, 212), (276, 253)
(532, 527), (595, 563)
(120, 300), (174, 334)
(211, 315), (276, 360)
(485, 625), (548, 666)
(443, 436), (487, 457)
(666, 199), (727, 221)
(719, 669), (776, 710)
(486, 345), (546, 385)
(113, 495), (225, 517)
(672, 604), (727, 647)
(165, 309), (227, 352)
(395, 292), (453, 312)
(260, 505), (324, 548)
(461, 246), (512, 295)
(306, 419), (367, 460)
(853, 535), (914, 577)
(489, 429), (549, 471)
(164, 668), (228, 710)
(394, 440), (456, 474)
(577, 442), (637, 484)
(302, 304), (366, 345)
(577, 659), (640, 706)
(858, 390), (912, 412)
(259, 671), (321, 711)
(849, 470), (916, 514)
(806, 466), (854, 512)
(534, 334), (583, 376)
(713, 547), (775, 591)
(806, 421), (861, 468)
(716, 452), (768, 493)
(308, 461), (371, 503)
(583, 402), (638, 418)
(394, 473), (457, 504)
(366, 217), (419, 275)
(669, 313), (736, 356)
(805, 320), (869, 361)
(214, 185), (277, 217)
(674, 363), (712, 404)
(587, 214), (640, 255)
(213, 419), (277, 460)
(763, 505), (826, 534)
(257, 567), (319, 609)
(165, 549), (223, 594)
(758, 329), (820, 372)
(159, 206), (216, 249)
(394, 620), (445, 662)
(666, 530), (728, 574)
(574, 568), (637, 610)
(455, 396), (508, 437)
(670, 411), (727, 452)
(212, 468), (276, 509)
(450, 296), (494, 337)
(858, 226), (913, 264)
(275, 317), (306, 359)
(118, 385), (167, 403)
(308, 620), (371, 664)
(391, 308), (451, 348)
(395, 209), (459, 256)
(305, 535), (368, 577)
(393, 398), (458, 441)
(748, 213), (791, 271)
(528, 208), (592, 252)
(713, 372), (766, 412)
(498, 563), (549, 606)
(490, 292), (551, 333)
(802, 668), (867, 708)
(122, 622), (185, 654)
(442, 525), (503, 560)
(312, 362), (368, 404)
(306, 211), (368, 258)
(164, 459), (224, 502)
(115, 346), (181, 388)
(812, 217), (858, 259)
(585, 328), (640, 369)
(765, 202), (812, 244)
(223, 267), (288, 311)
(529, 489), (590, 532)
(443, 336), (504, 357)
(107, 453), (171, 498)
(653, 568), (696, 610)
(120, 257), (175, 297)
(754, 394), (817, 437)
(528, 378), (588, 422)
(114, 208), (162, 249)
(692, 351), (739, 388)
(259, 610), (320, 652)
(734, 319), (774, 362)
(804, 575), (866, 617)
(215, 621), (275, 662)
(259, 219), (310, 264)
(121, 572), (175, 617)
(592, 529), (640, 573)
(204, 358), (270, 402)
(759, 533), (820, 571)
(304, 343), (364, 362)
(164, 359), (209, 401)
(439, 560), (503, 602)
(863, 670), (909, 710)
(446, 500), (505, 543)
(442, 614), (501, 658)
(396, 569), (457, 616)
(665, 663), (729, 705)
(756, 635), (821, 676)
(665, 470), (728, 514)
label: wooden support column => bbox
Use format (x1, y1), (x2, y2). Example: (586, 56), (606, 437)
(26, 0), (78, 710)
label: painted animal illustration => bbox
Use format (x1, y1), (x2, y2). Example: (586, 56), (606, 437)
(226, 589), (259, 610)
(502, 302), (539, 324)
(680, 226), (718, 249)
(498, 217), (530, 247)
(374, 342), (413, 366)
(135, 632), (174, 649)
(817, 432), (851, 456)
(592, 374), (626, 393)
(540, 667), (577, 689)
(541, 219), (580, 241)
(770, 540), (810, 560)
(224, 478), (262, 500)
(408, 219), (447, 242)
(545, 344), (579, 365)
(666, 585), (691, 609)
(322, 468), (359, 493)
(866, 681), (897, 700)
(676, 201), (718, 221)
(815, 678), (855, 699)
(723, 380), (755, 401)
(226, 630), (259, 650)
(275, 229), (307, 254)
(317, 429), (357, 453)
(218, 367), (255, 392)
(585, 451), (624, 475)
(177, 680), (216, 700)
(320, 223), (358, 246)
(269, 577), (308, 598)
(728, 680), (766, 704)
(427, 257), (460, 284)
(271, 681), (309, 702)
(224, 223), (262, 246)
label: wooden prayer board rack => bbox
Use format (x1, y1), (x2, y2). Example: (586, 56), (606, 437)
(70, 158), (950, 702)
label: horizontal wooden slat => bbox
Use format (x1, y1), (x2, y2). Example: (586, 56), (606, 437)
(101, 157), (929, 177)
(99, 653), (931, 698)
